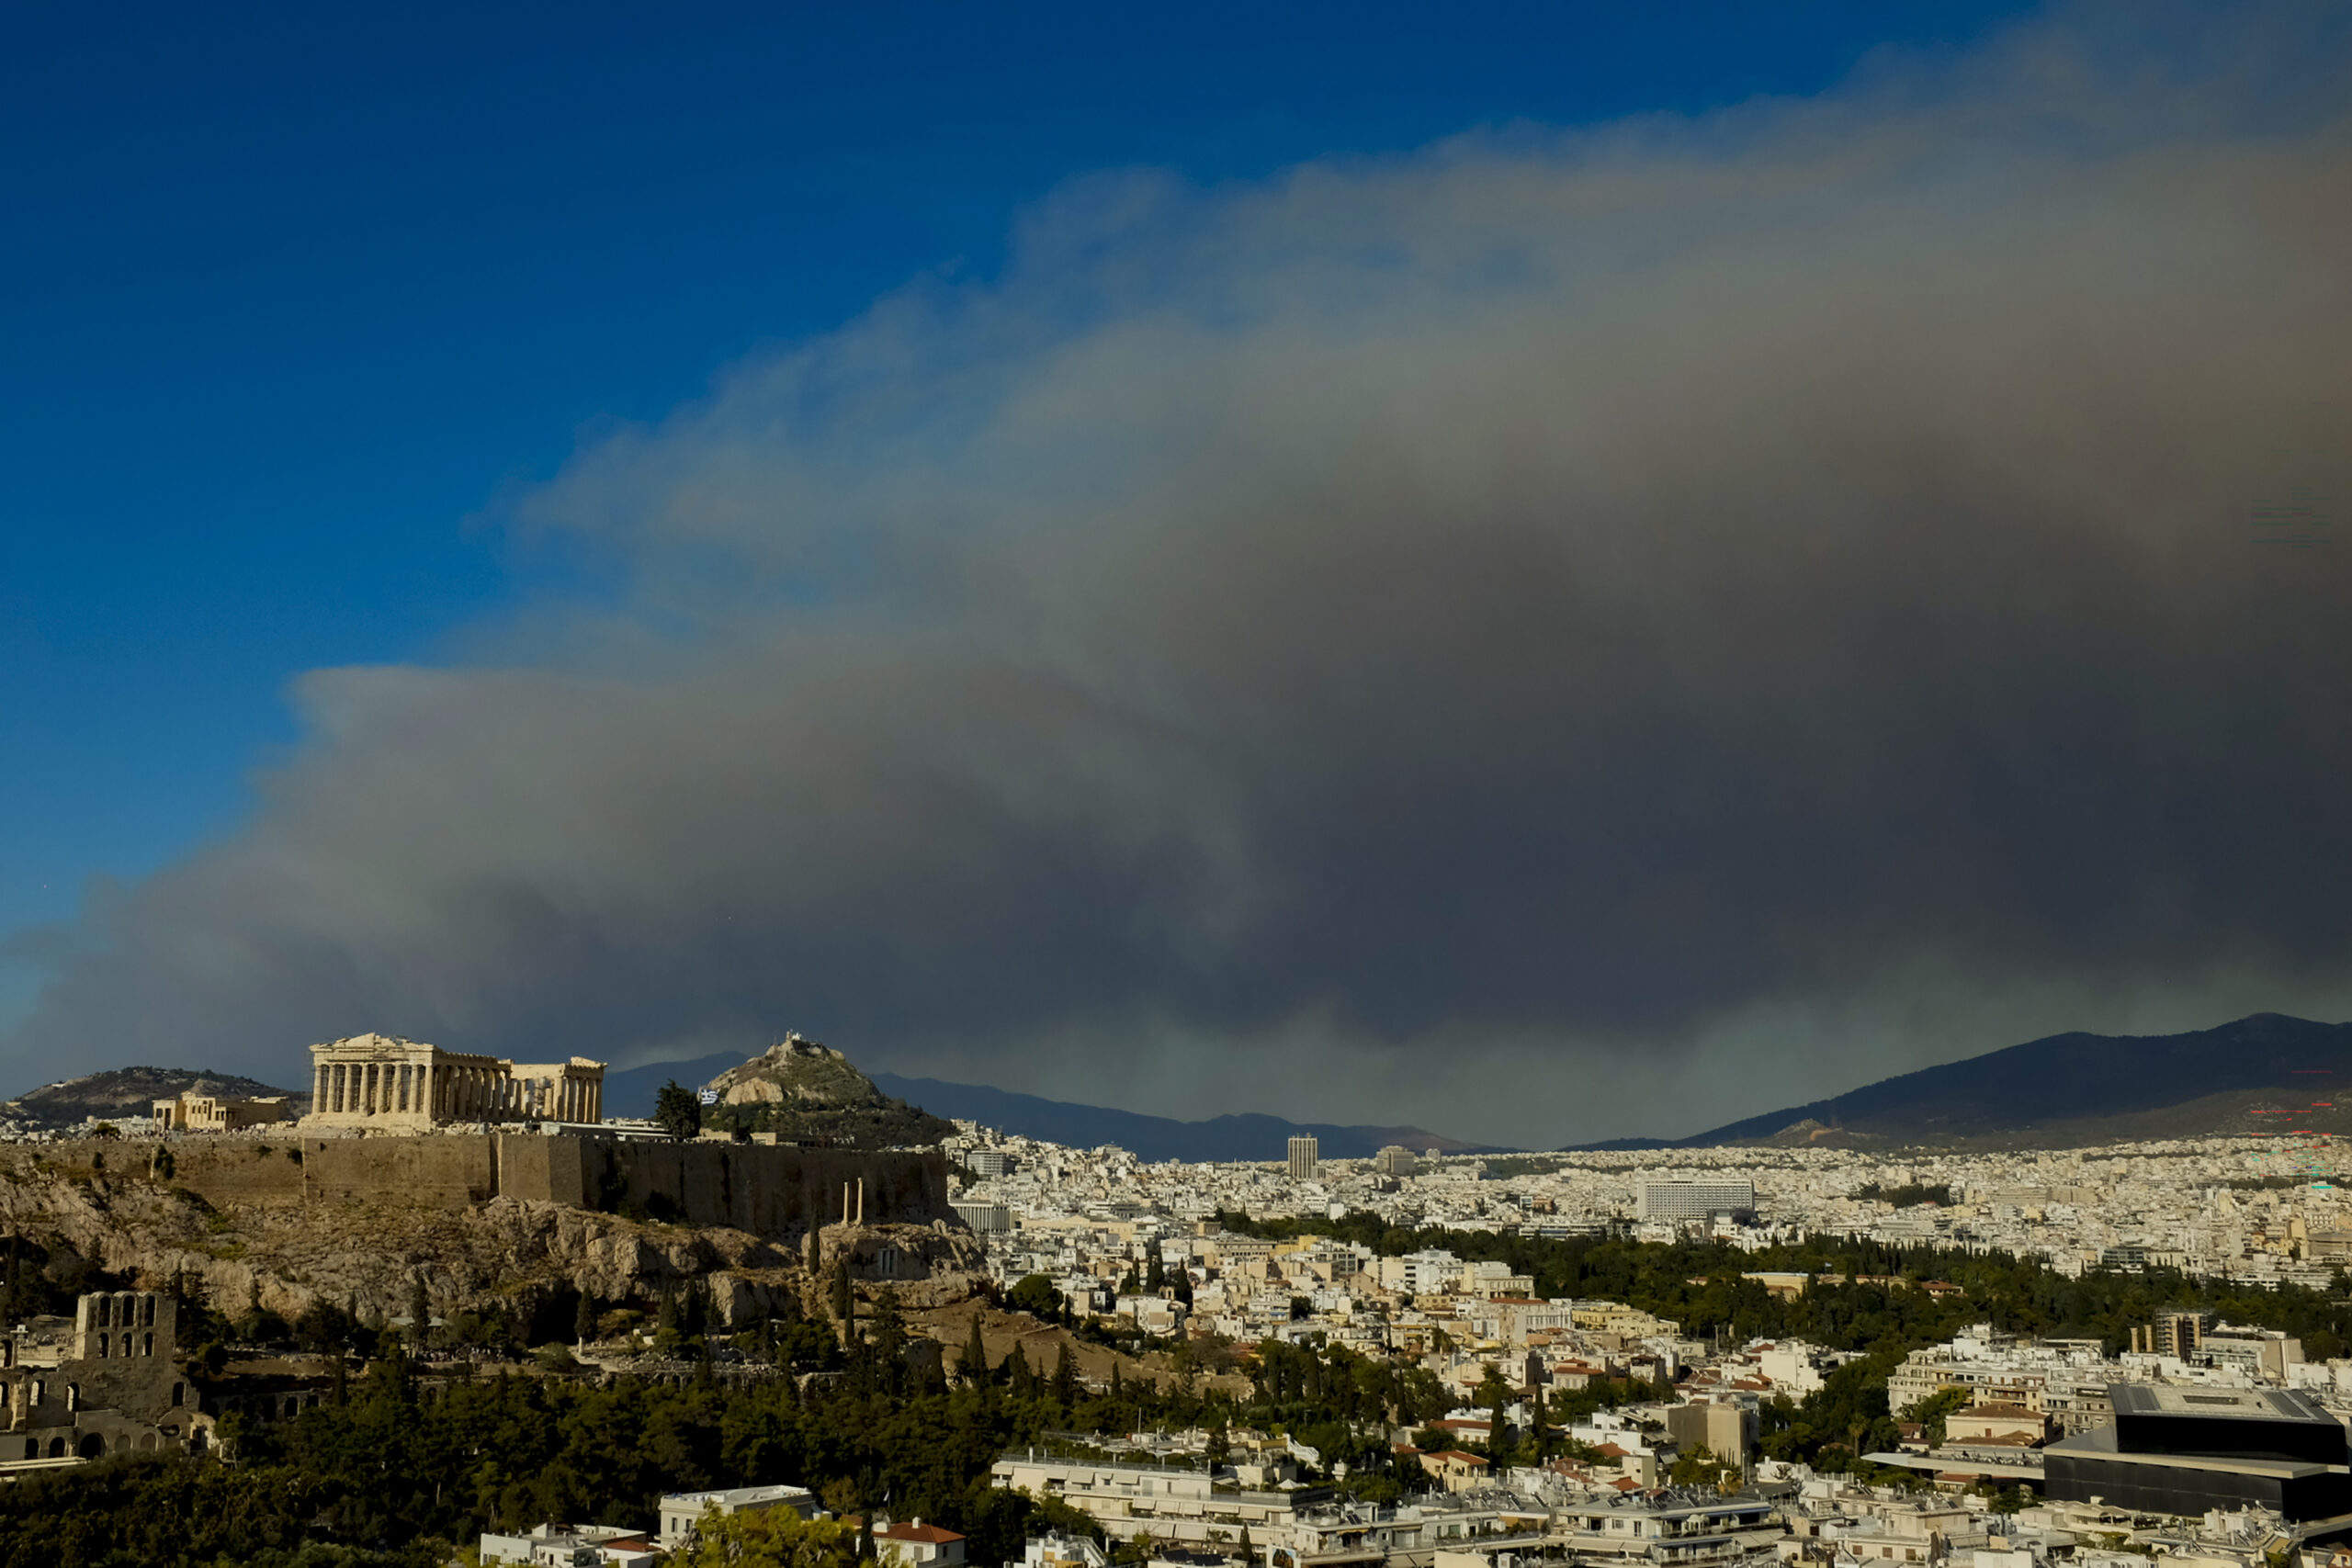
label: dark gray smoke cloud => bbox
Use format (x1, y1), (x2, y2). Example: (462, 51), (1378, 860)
(7, 6), (2351, 1145)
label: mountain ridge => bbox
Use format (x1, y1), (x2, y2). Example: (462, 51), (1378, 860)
(1588, 1012), (2352, 1149)
(868, 1072), (1494, 1161)
(1, 1066), (304, 1130)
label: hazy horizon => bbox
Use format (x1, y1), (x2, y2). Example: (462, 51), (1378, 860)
(7, 3), (2350, 1148)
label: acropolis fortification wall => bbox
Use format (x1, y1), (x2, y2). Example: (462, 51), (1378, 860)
(152, 1134), (950, 1235)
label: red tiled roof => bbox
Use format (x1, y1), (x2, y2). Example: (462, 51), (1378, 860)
(880, 1524), (967, 1544)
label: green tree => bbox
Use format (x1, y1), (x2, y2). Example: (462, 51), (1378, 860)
(1005, 1274), (1064, 1321)
(831, 1257), (855, 1338)
(407, 1275), (431, 1347)
(673, 1505), (860, 1568)
(575, 1290), (597, 1345)
(868, 1289), (909, 1375)
(1668, 1442), (1732, 1489)
(959, 1314), (991, 1383)
(654, 1079), (703, 1142)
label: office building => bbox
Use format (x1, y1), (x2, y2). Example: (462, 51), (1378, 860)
(1375, 1145), (1419, 1178)
(1288, 1136), (1319, 1182)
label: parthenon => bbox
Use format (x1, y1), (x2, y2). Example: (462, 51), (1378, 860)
(303, 1033), (605, 1131)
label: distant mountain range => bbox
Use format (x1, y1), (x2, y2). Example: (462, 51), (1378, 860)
(602, 1055), (1482, 1160)
(1583, 1012), (2352, 1150)
(45, 1009), (2328, 1156)
(867, 1074), (1490, 1162)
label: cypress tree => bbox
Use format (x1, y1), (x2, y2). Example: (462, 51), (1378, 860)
(960, 1314), (990, 1384)
(407, 1275), (430, 1347)
(831, 1258), (855, 1338)
(1053, 1341), (1080, 1411)
(574, 1290), (596, 1346)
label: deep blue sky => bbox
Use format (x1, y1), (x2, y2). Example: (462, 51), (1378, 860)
(2, 2), (2033, 1017)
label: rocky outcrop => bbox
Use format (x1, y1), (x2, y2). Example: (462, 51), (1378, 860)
(0, 1143), (982, 1330)
(699, 1034), (956, 1146)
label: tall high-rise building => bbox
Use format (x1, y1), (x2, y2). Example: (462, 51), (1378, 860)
(1375, 1145), (1418, 1178)
(1288, 1134), (1320, 1182)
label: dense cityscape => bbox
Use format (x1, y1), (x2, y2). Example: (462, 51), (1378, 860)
(9, 1055), (2348, 1568)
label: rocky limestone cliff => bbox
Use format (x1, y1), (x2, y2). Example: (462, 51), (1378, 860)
(701, 1033), (955, 1147)
(0, 1141), (983, 1332)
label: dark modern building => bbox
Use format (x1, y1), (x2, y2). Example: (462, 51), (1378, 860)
(2045, 1385), (2352, 1521)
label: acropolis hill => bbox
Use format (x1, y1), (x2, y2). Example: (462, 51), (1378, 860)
(0, 1033), (979, 1334)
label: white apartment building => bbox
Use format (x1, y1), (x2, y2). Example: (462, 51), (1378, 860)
(1883, 1326), (2129, 1433)
(989, 1456), (1320, 1550)
(1639, 1180), (1756, 1221)
(1378, 1249), (1465, 1296)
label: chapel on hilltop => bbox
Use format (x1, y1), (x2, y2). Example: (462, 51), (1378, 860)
(302, 1032), (605, 1131)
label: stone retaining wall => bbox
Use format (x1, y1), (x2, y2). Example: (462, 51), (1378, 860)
(154, 1134), (949, 1236)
